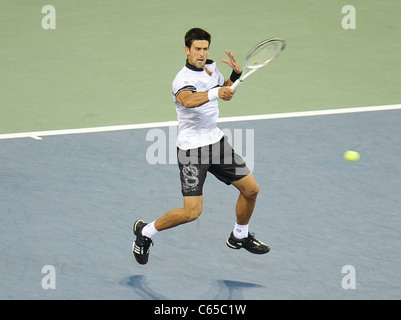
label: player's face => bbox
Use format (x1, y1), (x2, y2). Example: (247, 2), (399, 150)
(185, 40), (210, 69)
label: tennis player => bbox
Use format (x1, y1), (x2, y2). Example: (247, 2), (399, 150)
(133, 27), (269, 265)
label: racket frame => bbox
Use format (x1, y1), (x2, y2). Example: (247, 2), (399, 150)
(231, 38), (286, 90)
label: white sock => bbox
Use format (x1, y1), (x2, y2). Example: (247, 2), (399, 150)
(141, 221), (158, 240)
(233, 222), (249, 239)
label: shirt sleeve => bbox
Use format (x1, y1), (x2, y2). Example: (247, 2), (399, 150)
(172, 77), (197, 97)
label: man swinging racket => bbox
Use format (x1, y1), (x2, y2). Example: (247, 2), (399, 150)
(133, 27), (270, 265)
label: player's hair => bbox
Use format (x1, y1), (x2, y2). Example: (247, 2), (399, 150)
(185, 27), (211, 48)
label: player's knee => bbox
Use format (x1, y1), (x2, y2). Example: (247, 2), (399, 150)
(243, 183), (259, 200)
(184, 204), (202, 222)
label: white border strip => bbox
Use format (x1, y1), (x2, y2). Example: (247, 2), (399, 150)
(1, 104), (400, 140)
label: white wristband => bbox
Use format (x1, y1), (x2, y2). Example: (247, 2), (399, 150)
(207, 87), (220, 101)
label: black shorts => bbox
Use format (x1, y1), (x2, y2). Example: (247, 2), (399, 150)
(177, 136), (251, 196)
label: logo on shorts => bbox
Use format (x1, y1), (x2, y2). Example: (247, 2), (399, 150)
(182, 164), (199, 192)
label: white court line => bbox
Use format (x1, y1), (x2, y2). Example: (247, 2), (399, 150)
(0, 104), (400, 140)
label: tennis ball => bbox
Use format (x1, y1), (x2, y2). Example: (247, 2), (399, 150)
(343, 151), (360, 162)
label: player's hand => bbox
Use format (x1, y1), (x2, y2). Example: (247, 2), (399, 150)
(221, 50), (242, 74)
(218, 87), (235, 101)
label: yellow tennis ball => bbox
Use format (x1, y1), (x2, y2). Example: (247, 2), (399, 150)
(344, 151), (360, 161)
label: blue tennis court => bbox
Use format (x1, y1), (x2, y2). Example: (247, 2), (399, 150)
(1, 107), (400, 300)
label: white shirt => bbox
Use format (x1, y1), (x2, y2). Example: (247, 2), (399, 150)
(172, 60), (225, 150)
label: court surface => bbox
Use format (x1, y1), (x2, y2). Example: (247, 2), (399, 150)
(1, 107), (401, 300)
(1, 0), (400, 301)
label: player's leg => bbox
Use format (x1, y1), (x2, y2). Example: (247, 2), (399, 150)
(228, 176), (270, 254)
(133, 147), (208, 265)
(206, 137), (269, 254)
(231, 173), (259, 225)
(154, 195), (203, 231)
(133, 196), (203, 265)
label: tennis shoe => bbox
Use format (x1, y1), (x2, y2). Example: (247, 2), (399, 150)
(226, 232), (270, 254)
(132, 220), (153, 265)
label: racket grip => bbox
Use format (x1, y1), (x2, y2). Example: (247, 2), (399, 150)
(230, 79), (241, 91)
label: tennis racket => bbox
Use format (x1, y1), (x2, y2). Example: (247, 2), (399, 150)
(231, 38), (286, 90)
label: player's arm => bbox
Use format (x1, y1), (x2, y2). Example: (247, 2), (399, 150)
(176, 91), (209, 108)
(224, 73), (241, 87)
(177, 88), (235, 108)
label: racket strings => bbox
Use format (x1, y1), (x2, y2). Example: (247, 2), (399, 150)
(245, 40), (285, 69)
